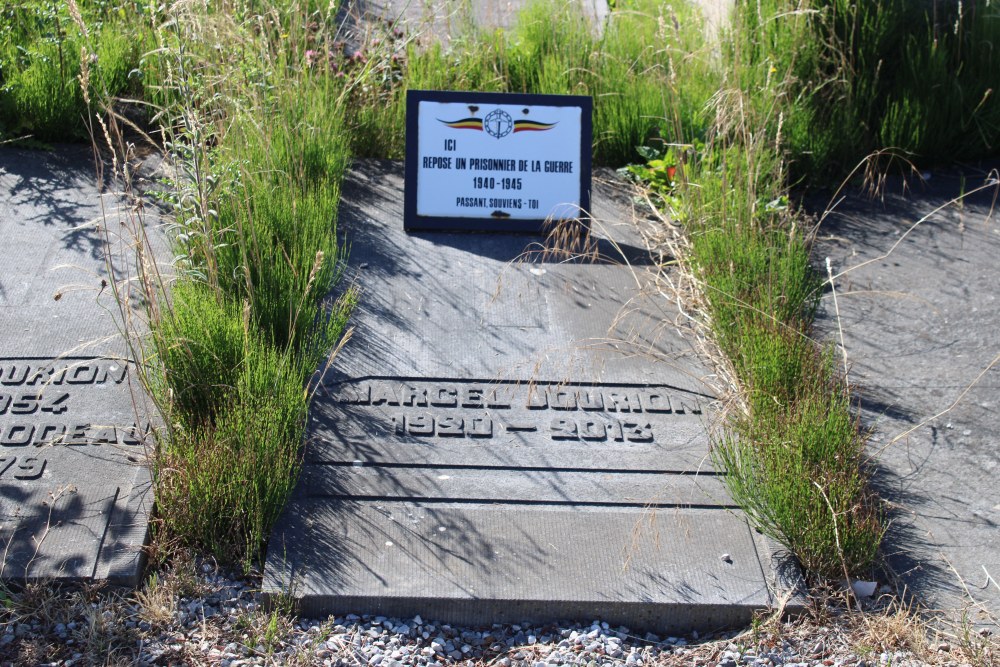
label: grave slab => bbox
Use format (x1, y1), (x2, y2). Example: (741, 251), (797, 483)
(0, 147), (153, 584)
(815, 165), (1000, 627)
(264, 161), (801, 631)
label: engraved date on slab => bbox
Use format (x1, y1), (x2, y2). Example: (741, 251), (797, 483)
(0, 456), (47, 480)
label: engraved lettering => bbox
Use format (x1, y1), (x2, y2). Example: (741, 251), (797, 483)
(643, 391), (672, 413)
(37, 423), (67, 445)
(0, 456), (15, 476)
(578, 419), (607, 441)
(461, 387), (484, 408)
(485, 387), (511, 409)
(578, 390), (604, 411)
(546, 416), (650, 442)
(550, 418), (578, 440)
(40, 392), (69, 414)
(66, 424), (90, 445)
(549, 389), (577, 410)
(399, 385), (428, 407)
(339, 383), (370, 404)
(437, 416), (464, 437)
(604, 391), (638, 413)
(390, 414), (405, 435)
(670, 395), (701, 414)
(25, 366), (56, 385)
(120, 422), (151, 446)
(343, 381), (698, 449)
(393, 413), (496, 438)
(608, 420), (624, 442)
(370, 383), (400, 406)
(103, 364), (128, 384)
(431, 387), (458, 407)
(623, 421), (654, 442)
(0, 394), (8, 413)
(500, 418), (536, 432)
(14, 457), (46, 480)
(526, 388), (548, 410)
(91, 426), (117, 445)
(1, 361), (127, 387)
(466, 417), (492, 438)
(67, 365), (98, 384)
(407, 414), (434, 435)
(10, 394), (40, 415)
(0, 365), (28, 385)
(1, 424), (34, 447)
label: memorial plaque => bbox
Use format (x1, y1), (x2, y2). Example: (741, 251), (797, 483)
(404, 90), (592, 232)
(0, 148), (153, 583)
(264, 161), (802, 630)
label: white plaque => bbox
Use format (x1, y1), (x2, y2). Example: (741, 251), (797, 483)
(404, 90), (592, 232)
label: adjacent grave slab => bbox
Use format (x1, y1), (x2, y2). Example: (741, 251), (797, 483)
(264, 161), (801, 631)
(0, 147), (153, 584)
(815, 165), (1000, 627)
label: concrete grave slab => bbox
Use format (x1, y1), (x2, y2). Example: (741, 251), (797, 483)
(0, 147), (153, 584)
(815, 165), (1000, 627)
(264, 161), (802, 631)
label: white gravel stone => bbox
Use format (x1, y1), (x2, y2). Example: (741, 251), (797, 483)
(3, 552), (928, 667)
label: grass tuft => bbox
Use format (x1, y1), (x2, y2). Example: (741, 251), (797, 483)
(154, 331), (310, 564)
(625, 0), (889, 579)
(130, 0), (357, 569)
(733, 0), (1000, 180)
(0, 0), (152, 141)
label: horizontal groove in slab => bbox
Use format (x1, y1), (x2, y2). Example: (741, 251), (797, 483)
(302, 465), (732, 507)
(321, 461), (723, 475)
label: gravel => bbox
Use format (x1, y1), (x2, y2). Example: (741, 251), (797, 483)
(0, 558), (989, 666)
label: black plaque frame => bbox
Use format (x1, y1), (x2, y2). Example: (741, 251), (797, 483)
(404, 89), (592, 233)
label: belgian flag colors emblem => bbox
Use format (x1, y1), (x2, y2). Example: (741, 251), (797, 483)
(438, 117), (484, 131)
(513, 119), (556, 133)
(438, 115), (556, 135)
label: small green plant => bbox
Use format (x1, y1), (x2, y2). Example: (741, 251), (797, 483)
(622, 145), (685, 217)
(632, 145), (680, 189)
(262, 610), (283, 652)
(684, 156), (883, 577)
